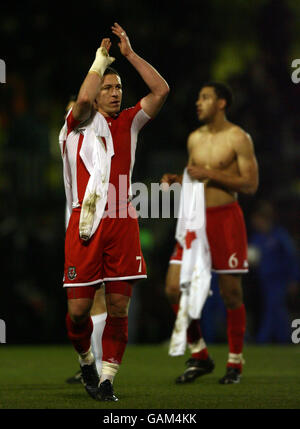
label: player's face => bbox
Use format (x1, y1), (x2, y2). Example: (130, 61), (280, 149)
(196, 87), (219, 123)
(95, 74), (122, 116)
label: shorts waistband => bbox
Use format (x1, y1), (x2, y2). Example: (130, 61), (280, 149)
(206, 200), (240, 213)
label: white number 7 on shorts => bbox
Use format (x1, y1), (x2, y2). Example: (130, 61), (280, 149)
(136, 256), (142, 273)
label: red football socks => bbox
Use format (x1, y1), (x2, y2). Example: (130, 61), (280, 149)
(171, 303), (179, 314)
(226, 304), (246, 369)
(65, 313), (93, 355)
(102, 315), (128, 365)
(187, 319), (202, 344)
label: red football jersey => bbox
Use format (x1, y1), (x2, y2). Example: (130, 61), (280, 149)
(65, 101), (151, 215)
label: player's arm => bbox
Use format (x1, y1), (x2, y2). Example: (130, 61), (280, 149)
(187, 132), (197, 167)
(187, 130), (259, 195)
(111, 22), (170, 118)
(72, 39), (115, 123)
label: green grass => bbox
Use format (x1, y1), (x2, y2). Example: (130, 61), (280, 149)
(0, 344), (299, 409)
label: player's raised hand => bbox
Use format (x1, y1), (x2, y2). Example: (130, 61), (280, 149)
(100, 38), (112, 53)
(111, 22), (133, 57)
(89, 38), (115, 77)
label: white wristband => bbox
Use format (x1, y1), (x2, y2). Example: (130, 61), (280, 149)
(89, 47), (115, 77)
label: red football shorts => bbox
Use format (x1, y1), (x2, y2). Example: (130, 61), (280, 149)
(63, 206), (147, 289)
(170, 201), (249, 273)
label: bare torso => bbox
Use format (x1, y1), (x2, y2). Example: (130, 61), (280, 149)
(188, 122), (242, 207)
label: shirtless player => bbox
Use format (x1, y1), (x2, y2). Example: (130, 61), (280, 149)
(161, 82), (258, 384)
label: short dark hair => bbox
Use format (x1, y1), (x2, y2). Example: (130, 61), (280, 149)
(103, 66), (120, 78)
(200, 81), (233, 110)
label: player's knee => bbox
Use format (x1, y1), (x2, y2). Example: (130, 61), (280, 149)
(219, 275), (243, 309)
(69, 312), (88, 324)
(106, 295), (129, 318)
(220, 288), (243, 309)
(68, 301), (91, 323)
(107, 306), (128, 318)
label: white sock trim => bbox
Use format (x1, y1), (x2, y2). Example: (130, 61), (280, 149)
(187, 338), (207, 354)
(228, 353), (245, 365)
(100, 361), (119, 384)
(78, 347), (94, 366)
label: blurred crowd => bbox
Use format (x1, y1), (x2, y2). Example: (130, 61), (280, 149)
(0, 0), (299, 344)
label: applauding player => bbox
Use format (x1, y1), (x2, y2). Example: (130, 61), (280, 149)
(60, 23), (169, 401)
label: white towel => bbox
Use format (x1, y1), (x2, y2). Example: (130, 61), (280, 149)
(59, 120), (73, 229)
(78, 116), (114, 240)
(59, 111), (114, 240)
(169, 168), (211, 356)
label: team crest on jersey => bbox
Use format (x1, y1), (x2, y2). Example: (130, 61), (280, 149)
(67, 266), (77, 280)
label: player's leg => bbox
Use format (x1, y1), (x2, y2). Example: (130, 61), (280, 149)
(90, 286), (107, 376)
(65, 286), (107, 383)
(165, 261), (181, 310)
(97, 281), (133, 401)
(66, 286), (100, 398)
(166, 261), (208, 353)
(165, 260), (214, 384)
(206, 202), (248, 384)
(218, 273), (246, 384)
(63, 209), (105, 397)
(166, 251), (205, 347)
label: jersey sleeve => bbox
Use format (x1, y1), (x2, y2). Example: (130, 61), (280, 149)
(123, 100), (152, 133)
(66, 108), (81, 133)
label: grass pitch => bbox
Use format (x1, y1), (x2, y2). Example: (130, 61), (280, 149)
(0, 343), (299, 410)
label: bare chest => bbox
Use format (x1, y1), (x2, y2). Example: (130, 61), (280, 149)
(191, 135), (236, 170)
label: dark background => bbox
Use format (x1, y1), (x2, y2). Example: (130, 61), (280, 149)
(0, 0), (299, 344)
